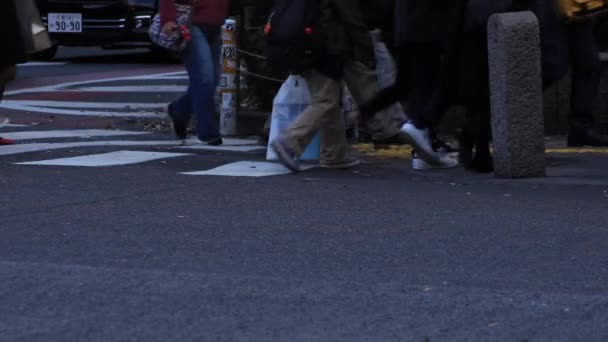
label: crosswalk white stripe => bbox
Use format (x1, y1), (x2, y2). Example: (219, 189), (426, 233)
(17, 151), (192, 167)
(0, 140), (179, 156)
(182, 161), (315, 177)
(1, 139), (263, 156)
(18, 62), (68, 67)
(3, 70), (187, 96)
(178, 145), (263, 152)
(181, 137), (258, 146)
(0, 124), (28, 128)
(74, 86), (187, 92)
(150, 76), (189, 80)
(0, 103), (163, 118)
(1, 100), (166, 110)
(2, 129), (149, 141)
(125, 71), (188, 81)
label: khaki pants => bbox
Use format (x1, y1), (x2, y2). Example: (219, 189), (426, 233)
(282, 61), (384, 163)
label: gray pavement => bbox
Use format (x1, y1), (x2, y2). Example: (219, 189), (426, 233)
(1, 48), (608, 341)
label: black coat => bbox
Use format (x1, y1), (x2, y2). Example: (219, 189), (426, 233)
(0, 0), (27, 66)
(393, 0), (467, 46)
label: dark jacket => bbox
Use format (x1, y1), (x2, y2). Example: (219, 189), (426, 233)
(0, 0), (27, 67)
(531, 0), (574, 85)
(394, 0), (466, 46)
(315, 0), (376, 79)
(360, 0), (395, 47)
(320, 0), (375, 63)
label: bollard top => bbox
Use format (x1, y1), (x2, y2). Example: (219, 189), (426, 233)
(488, 11), (539, 28)
(488, 11), (540, 40)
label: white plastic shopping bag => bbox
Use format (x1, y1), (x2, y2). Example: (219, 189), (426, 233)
(266, 75), (320, 161)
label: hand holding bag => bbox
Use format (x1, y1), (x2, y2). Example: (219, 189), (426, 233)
(149, 3), (193, 52)
(266, 75), (320, 162)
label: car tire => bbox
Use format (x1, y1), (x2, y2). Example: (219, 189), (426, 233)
(31, 45), (59, 61)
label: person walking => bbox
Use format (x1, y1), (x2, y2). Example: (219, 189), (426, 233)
(271, 0), (423, 171)
(162, 0), (231, 146)
(531, 0), (608, 147)
(358, 0), (465, 167)
(0, 0), (28, 146)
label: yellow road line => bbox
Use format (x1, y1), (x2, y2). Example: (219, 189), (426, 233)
(353, 144), (608, 159)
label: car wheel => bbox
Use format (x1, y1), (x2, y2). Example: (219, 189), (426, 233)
(30, 45), (59, 61)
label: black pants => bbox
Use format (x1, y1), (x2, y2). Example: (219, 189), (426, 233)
(565, 22), (601, 126)
(534, 0), (601, 126)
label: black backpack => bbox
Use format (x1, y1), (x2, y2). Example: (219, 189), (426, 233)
(264, 0), (324, 74)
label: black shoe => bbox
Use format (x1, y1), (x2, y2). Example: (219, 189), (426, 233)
(567, 127), (608, 147)
(432, 138), (459, 157)
(168, 103), (187, 140)
(197, 137), (223, 146)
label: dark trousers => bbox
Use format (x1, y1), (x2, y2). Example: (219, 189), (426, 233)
(565, 22), (601, 126)
(534, 0), (601, 126)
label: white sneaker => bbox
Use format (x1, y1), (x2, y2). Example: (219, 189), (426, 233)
(412, 150), (458, 170)
(400, 122), (441, 165)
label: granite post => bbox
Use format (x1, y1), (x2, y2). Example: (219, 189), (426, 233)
(488, 12), (546, 178)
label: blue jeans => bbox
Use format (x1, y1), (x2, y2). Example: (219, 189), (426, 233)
(171, 25), (222, 141)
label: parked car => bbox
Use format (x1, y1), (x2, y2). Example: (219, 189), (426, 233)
(34, 0), (158, 60)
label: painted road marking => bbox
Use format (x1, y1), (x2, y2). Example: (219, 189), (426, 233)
(180, 137), (258, 146)
(0, 119), (28, 128)
(176, 137), (264, 153)
(0, 100), (166, 110)
(18, 62), (68, 67)
(0, 140), (179, 156)
(178, 145), (264, 153)
(74, 86), (187, 93)
(0, 70), (186, 118)
(2, 129), (149, 141)
(545, 148), (608, 154)
(0, 139), (264, 157)
(3, 71), (187, 96)
(354, 144), (608, 159)
(182, 161), (315, 177)
(0, 124), (28, 128)
(0, 103), (163, 118)
(16, 151), (191, 167)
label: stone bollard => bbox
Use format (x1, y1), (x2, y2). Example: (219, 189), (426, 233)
(488, 12), (546, 178)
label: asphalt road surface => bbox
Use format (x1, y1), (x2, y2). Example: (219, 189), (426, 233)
(1, 48), (608, 342)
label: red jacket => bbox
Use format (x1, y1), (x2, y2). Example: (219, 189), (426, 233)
(161, 0), (230, 27)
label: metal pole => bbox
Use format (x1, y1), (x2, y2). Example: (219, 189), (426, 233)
(219, 19), (239, 136)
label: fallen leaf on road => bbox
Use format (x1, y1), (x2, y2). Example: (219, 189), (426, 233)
(488, 321), (498, 327)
